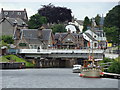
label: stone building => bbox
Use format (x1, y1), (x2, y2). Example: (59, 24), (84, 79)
(0, 17), (28, 36)
(14, 28), (54, 49)
(54, 30), (84, 49)
(0, 8), (28, 36)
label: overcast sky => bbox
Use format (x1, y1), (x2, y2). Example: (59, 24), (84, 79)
(0, 0), (119, 20)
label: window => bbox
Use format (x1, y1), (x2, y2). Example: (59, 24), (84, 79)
(94, 43), (97, 47)
(17, 12), (21, 15)
(30, 45), (33, 49)
(4, 12), (8, 15)
(34, 45), (37, 49)
(19, 43), (27, 46)
(94, 35), (96, 38)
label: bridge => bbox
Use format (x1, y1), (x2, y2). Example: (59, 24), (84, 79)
(18, 49), (104, 68)
(18, 49), (104, 59)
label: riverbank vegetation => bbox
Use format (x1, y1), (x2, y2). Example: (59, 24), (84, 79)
(0, 55), (35, 67)
(100, 57), (120, 74)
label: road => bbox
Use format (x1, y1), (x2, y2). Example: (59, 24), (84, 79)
(1, 68), (119, 88)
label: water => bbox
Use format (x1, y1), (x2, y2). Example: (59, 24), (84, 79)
(1, 68), (119, 88)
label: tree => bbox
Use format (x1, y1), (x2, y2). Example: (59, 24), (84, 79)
(51, 24), (67, 34)
(95, 14), (101, 28)
(0, 35), (14, 44)
(104, 5), (120, 45)
(38, 3), (72, 23)
(27, 14), (47, 29)
(104, 5), (120, 28)
(83, 16), (91, 32)
(104, 26), (118, 44)
(108, 59), (120, 74)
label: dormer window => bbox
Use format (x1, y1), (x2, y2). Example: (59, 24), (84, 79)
(4, 12), (8, 15)
(17, 12), (21, 15)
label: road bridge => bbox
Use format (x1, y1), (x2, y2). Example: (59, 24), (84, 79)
(18, 49), (104, 68)
(18, 49), (104, 59)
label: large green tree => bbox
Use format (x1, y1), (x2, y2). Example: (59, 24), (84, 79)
(104, 5), (120, 44)
(38, 3), (72, 23)
(104, 26), (118, 44)
(83, 16), (91, 32)
(51, 24), (67, 34)
(27, 14), (47, 29)
(104, 5), (120, 28)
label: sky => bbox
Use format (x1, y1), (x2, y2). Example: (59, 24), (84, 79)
(0, 0), (119, 20)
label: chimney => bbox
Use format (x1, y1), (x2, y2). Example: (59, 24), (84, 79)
(24, 8), (26, 12)
(68, 28), (71, 34)
(38, 28), (43, 38)
(1, 8), (3, 12)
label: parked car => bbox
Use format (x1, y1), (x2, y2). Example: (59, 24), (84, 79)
(73, 65), (81, 73)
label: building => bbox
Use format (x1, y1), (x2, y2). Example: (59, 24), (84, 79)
(83, 29), (107, 49)
(54, 30), (84, 49)
(0, 17), (28, 36)
(68, 17), (83, 32)
(14, 28), (54, 49)
(0, 8), (28, 22)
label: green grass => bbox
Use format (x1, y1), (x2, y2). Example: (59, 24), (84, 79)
(2, 55), (35, 67)
(0, 56), (9, 62)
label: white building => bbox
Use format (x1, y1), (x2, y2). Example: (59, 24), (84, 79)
(83, 29), (107, 49)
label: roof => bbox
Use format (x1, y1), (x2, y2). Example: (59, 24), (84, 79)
(85, 33), (97, 41)
(76, 20), (83, 25)
(20, 29), (52, 44)
(55, 32), (83, 40)
(0, 17), (27, 27)
(42, 29), (52, 40)
(1, 8), (28, 22)
(7, 18), (27, 26)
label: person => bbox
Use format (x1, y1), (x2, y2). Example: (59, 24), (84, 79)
(37, 47), (40, 52)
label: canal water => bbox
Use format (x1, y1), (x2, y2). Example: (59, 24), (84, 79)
(0, 68), (119, 88)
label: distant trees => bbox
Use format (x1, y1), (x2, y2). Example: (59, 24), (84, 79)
(83, 16), (91, 32)
(95, 14), (101, 28)
(38, 3), (72, 24)
(27, 14), (47, 29)
(51, 24), (67, 34)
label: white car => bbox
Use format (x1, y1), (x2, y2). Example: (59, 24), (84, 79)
(72, 65), (81, 73)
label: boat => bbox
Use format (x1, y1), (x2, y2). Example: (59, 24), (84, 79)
(80, 19), (102, 78)
(80, 60), (102, 78)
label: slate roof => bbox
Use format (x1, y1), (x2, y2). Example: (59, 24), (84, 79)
(85, 33), (97, 41)
(6, 18), (28, 26)
(1, 8), (28, 22)
(20, 29), (52, 44)
(55, 32), (83, 40)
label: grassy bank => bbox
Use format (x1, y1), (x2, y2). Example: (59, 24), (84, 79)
(1, 55), (35, 67)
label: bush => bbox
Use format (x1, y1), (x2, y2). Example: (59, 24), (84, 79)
(108, 60), (120, 74)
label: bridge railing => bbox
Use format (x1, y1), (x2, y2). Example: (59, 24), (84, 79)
(19, 49), (104, 54)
